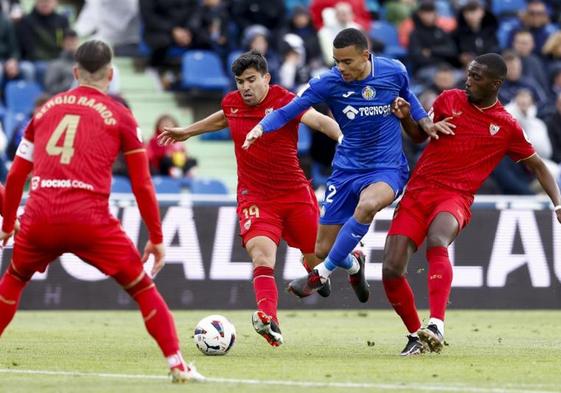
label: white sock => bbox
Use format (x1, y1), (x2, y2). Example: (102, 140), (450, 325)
(315, 262), (334, 281)
(167, 351), (185, 370)
(429, 318), (445, 336)
(347, 254), (360, 275)
(409, 332), (419, 338)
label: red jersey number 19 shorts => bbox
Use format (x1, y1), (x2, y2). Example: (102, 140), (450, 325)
(388, 187), (473, 248)
(237, 184), (319, 253)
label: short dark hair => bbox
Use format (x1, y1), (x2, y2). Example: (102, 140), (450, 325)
(74, 40), (112, 74)
(231, 50), (268, 77)
(333, 28), (368, 51)
(474, 53), (507, 80)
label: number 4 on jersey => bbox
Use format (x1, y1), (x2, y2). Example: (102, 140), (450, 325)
(46, 114), (80, 164)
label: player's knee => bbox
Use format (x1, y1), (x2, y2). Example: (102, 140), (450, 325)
(7, 264), (32, 283)
(315, 241), (330, 260)
(121, 272), (155, 299)
(252, 252), (274, 268)
(355, 200), (380, 222)
(426, 234), (449, 248)
(382, 252), (406, 279)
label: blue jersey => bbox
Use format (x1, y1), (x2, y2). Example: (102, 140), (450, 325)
(260, 55), (427, 172)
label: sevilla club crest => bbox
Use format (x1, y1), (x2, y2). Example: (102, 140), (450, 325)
(489, 123), (501, 135)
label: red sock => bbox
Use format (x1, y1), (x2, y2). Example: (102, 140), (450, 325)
(127, 275), (180, 358)
(427, 246), (453, 320)
(0, 269), (27, 336)
(383, 276), (421, 333)
(253, 266), (278, 324)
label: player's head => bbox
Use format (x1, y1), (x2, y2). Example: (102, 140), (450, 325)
(332, 28), (370, 82)
(231, 50), (271, 106)
(72, 40), (114, 92)
(465, 53), (507, 105)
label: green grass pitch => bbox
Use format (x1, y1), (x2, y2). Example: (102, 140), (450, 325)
(1, 310), (560, 393)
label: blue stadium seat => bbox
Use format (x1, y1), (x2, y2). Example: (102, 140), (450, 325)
(228, 50), (243, 68)
(181, 50), (229, 91)
(2, 112), (28, 141)
(369, 21), (407, 59)
(111, 176), (132, 193)
(497, 18), (519, 49)
(4, 80), (43, 115)
(284, 0), (310, 12)
(190, 178), (229, 194)
(152, 176), (182, 194)
(297, 123), (312, 154)
(492, 0), (527, 18)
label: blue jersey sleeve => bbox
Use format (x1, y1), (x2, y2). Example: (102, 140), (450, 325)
(396, 63), (427, 122)
(261, 76), (328, 133)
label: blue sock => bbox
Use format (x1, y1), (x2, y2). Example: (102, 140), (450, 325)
(326, 217), (370, 268)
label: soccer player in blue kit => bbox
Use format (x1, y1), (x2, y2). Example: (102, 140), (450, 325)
(243, 28), (453, 301)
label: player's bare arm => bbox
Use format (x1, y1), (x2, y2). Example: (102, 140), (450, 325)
(158, 110), (228, 146)
(300, 108), (343, 142)
(521, 153), (561, 223)
(392, 97), (455, 141)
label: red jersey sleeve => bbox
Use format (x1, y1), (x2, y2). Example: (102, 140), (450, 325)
(507, 120), (536, 162)
(119, 110), (144, 153)
(23, 117), (36, 143)
(429, 91), (452, 123)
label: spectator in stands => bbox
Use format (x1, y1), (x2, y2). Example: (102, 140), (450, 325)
(0, 0), (22, 20)
(279, 6), (323, 69)
(230, 0), (286, 47)
(398, 0), (456, 49)
(243, 25), (280, 83)
(74, 0), (141, 56)
(188, 0), (230, 62)
(0, 10), (34, 100)
(6, 94), (49, 161)
(147, 114), (198, 178)
(429, 63), (459, 94)
(542, 31), (561, 73)
(44, 29), (79, 95)
(309, 0), (371, 32)
(16, 0), (69, 62)
(138, 0), (198, 67)
(408, 1), (458, 80)
(279, 34), (310, 91)
(453, 0), (499, 68)
(508, 0), (558, 56)
(546, 93), (561, 164)
(318, 2), (362, 66)
(511, 29), (549, 97)
(500, 50), (548, 109)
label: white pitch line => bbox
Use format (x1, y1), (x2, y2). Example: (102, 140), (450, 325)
(0, 368), (559, 393)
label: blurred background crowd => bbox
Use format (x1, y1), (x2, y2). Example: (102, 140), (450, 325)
(2, 0), (561, 196)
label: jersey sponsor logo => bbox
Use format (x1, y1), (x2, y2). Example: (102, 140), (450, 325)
(231, 108), (239, 114)
(16, 138), (34, 162)
(489, 123), (501, 135)
(343, 105), (359, 120)
(31, 177), (95, 192)
(342, 91), (355, 98)
(361, 86), (376, 100)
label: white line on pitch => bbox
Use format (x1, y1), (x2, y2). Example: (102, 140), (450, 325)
(0, 368), (559, 393)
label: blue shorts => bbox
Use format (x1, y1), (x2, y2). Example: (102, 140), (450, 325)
(319, 166), (409, 225)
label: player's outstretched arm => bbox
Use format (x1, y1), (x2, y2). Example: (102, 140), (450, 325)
(392, 97), (455, 142)
(522, 153), (561, 223)
(301, 108), (343, 142)
(125, 150), (166, 276)
(158, 110), (228, 145)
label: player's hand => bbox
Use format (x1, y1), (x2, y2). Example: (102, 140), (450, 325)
(242, 124), (264, 150)
(392, 97), (410, 119)
(421, 117), (456, 140)
(142, 241), (165, 278)
(0, 230), (14, 247)
(157, 126), (193, 145)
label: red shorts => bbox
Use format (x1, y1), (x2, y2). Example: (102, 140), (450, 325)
(387, 187), (473, 248)
(11, 216), (143, 285)
(237, 185), (319, 253)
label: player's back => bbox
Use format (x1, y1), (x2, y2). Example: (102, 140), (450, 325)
(24, 86), (140, 223)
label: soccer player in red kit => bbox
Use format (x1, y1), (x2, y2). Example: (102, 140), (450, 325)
(158, 50), (342, 346)
(0, 40), (204, 383)
(384, 53), (561, 356)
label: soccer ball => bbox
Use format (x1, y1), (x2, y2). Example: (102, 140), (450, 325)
(193, 315), (236, 356)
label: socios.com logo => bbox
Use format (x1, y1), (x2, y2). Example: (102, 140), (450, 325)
(343, 105), (359, 120)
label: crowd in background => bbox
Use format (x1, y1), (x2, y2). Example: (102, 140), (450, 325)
(2, 0), (561, 195)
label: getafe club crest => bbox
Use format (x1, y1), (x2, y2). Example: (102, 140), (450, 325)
(489, 123), (501, 135)
(361, 86), (376, 100)
(265, 107), (274, 115)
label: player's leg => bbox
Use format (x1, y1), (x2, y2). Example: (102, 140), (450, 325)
(418, 212), (460, 353)
(0, 264), (30, 336)
(245, 236), (284, 347)
(382, 235), (425, 355)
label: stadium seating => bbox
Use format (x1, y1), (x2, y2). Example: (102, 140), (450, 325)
(2, 112), (28, 142)
(152, 176), (182, 193)
(492, 0), (527, 19)
(4, 80), (43, 115)
(181, 50), (229, 91)
(111, 176), (132, 193)
(190, 178), (229, 194)
(369, 21), (407, 59)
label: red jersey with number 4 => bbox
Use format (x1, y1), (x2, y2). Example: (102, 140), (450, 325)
(222, 85), (308, 200)
(407, 89), (535, 195)
(20, 85), (144, 222)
